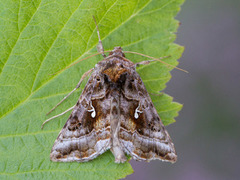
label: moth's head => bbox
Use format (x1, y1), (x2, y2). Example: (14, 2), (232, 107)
(109, 47), (125, 57)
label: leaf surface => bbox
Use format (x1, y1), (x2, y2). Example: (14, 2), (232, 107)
(0, 0), (184, 179)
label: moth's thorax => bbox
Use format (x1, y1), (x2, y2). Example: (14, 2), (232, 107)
(95, 47), (135, 85)
(102, 62), (127, 83)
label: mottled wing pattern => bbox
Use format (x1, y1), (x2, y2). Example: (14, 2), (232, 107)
(119, 71), (177, 163)
(50, 72), (111, 162)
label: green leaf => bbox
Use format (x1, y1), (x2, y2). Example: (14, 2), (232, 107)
(0, 0), (184, 179)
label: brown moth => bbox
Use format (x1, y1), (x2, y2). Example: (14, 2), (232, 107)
(44, 18), (177, 163)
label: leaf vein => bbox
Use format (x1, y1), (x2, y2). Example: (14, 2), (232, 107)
(0, 1), (41, 76)
(0, 130), (58, 139)
(0, 168), (127, 175)
(32, 0), (153, 95)
(31, 0), (85, 93)
(139, 0), (177, 16)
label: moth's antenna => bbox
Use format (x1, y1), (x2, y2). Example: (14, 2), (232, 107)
(124, 51), (188, 73)
(93, 16), (106, 58)
(50, 51), (112, 75)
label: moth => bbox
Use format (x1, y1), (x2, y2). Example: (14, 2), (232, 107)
(42, 18), (178, 163)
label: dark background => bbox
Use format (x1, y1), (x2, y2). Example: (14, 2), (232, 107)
(129, 0), (240, 179)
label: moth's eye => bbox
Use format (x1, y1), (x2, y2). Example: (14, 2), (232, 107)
(130, 79), (134, 82)
(96, 76), (101, 81)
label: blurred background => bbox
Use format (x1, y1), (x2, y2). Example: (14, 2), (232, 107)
(128, 0), (240, 179)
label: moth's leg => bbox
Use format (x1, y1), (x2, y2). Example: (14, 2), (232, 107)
(134, 60), (155, 66)
(134, 55), (170, 67)
(41, 105), (75, 129)
(46, 68), (93, 115)
(93, 16), (106, 58)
